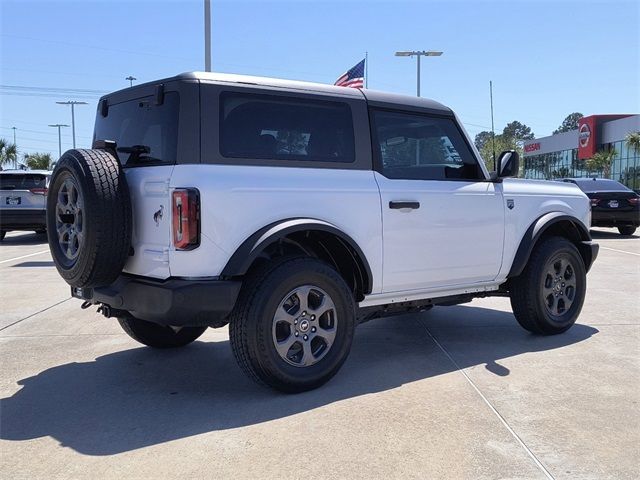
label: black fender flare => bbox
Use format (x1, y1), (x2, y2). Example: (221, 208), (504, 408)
(221, 218), (373, 294)
(508, 212), (597, 277)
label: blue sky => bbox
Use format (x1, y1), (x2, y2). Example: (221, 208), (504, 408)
(1, 0), (638, 159)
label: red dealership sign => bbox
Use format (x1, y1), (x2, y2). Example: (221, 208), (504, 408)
(578, 116), (597, 159)
(524, 142), (541, 153)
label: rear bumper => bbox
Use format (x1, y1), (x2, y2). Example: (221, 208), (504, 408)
(591, 209), (640, 227)
(72, 275), (242, 327)
(0, 209), (46, 230)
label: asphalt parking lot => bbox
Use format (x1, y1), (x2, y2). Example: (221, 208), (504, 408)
(1, 229), (638, 480)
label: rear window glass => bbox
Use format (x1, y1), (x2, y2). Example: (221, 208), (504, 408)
(0, 174), (48, 190)
(568, 179), (631, 192)
(94, 92), (179, 166)
(220, 92), (355, 163)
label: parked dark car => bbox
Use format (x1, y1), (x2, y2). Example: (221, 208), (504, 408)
(0, 170), (51, 241)
(562, 178), (640, 236)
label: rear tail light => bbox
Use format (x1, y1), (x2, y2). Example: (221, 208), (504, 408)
(590, 198), (600, 207)
(172, 188), (200, 250)
(29, 187), (48, 196)
(628, 197), (639, 205)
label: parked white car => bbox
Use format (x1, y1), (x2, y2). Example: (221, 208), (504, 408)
(0, 170), (51, 240)
(45, 72), (598, 392)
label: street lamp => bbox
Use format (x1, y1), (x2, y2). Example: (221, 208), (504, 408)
(126, 76), (137, 87)
(56, 101), (88, 149)
(394, 50), (443, 97)
(48, 124), (70, 158)
(204, 0), (212, 71)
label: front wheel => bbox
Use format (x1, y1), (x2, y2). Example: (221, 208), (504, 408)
(618, 226), (636, 236)
(510, 237), (586, 335)
(117, 314), (207, 348)
(229, 257), (356, 393)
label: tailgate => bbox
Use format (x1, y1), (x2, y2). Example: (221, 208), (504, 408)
(122, 166), (174, 279)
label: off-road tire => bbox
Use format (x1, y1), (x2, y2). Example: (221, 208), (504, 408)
(618, 226), (636, 236)
(47, 149), (131, 288)
(510, 236), (586, 335)
(117, 314), (207, 348)
(229, 257), (356, 393)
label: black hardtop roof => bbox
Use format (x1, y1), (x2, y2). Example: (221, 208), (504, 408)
(102, 71), (453, 115)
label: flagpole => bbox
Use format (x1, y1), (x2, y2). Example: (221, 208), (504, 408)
(365, 52), (368, 88)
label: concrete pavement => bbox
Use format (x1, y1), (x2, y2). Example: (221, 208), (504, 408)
(1, 228), (638, 479)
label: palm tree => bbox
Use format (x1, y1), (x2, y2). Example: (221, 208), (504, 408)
(0, 138), (18, 169)
(585, 149), (617, 178)
(24, 153), (53, 170)
(626, 131), (640, 155)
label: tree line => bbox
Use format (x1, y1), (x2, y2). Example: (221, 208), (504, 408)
(0, 138), (53, 170)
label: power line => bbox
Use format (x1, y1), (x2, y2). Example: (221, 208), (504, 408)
(1, 84), (108, 94)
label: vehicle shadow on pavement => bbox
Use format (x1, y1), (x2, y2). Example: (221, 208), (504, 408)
(0, 232), (48, 245)
(0, 306), (598, 456)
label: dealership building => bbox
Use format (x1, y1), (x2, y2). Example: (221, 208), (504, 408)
(522, 114), (640, 189)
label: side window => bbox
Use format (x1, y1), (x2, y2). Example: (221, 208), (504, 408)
(372, 110), (484, 181)
(220, 92), (355, 163)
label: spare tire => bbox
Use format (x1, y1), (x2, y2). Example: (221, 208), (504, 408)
(47, 149), (132, 288)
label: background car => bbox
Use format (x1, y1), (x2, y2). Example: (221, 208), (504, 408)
(0, 170), (51, 241)
(562, 178), (640, 236)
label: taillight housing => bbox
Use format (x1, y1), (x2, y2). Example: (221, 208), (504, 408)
(590, 198), (600, 207)
(628, 197), (639, 206)
(172, 188), (200, 250)
(29, 187), (48, 196)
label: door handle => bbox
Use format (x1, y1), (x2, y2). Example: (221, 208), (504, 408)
(389, 201), (420, 210)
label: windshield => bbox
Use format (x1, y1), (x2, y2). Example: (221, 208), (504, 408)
(93, 92), (179, 166)
(570, 179), (631, 192)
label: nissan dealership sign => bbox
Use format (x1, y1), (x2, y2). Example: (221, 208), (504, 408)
(579, 123), (591, 148)
(578, 116), (597, 159)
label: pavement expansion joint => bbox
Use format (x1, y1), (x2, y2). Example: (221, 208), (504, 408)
(0, 297), (71, 333)
(417, 317), (556, 480)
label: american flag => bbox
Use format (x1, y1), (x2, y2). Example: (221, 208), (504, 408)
(334, 59), (365, 89)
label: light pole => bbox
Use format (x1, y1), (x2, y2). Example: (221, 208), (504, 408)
(204, 0), (212, 71)
(48, 124), (70, 158)
(126, 76), (137, 87)
(56, 101), (87, 149)
(11, 126), (16, 145)
(394, 50), (443, 97)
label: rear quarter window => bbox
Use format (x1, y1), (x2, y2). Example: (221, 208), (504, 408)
(0, 174), (47, 190)
(220, 92), (355, 163)
(93, 92), (179, 166)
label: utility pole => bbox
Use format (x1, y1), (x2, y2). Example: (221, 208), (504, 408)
(56, 101), (87, 149)
(395, 50), (443, 97)
(126, 76), (137, 87)
(204, 0), (212, 72)
(11, 127), (17, 168)
(48, 124), (69, 158)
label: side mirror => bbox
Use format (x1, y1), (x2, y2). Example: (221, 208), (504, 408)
(497, 150), (519, 178)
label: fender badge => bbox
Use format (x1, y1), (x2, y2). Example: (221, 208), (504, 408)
(153, 205), (164, 226)
(507, 199), (515, 210)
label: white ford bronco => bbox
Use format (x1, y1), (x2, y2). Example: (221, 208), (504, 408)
(46, 72), (598, 392)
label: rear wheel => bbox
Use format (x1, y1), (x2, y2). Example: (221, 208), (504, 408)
(510, 237), (586, 335)
(229, 257), (356, 393)
(618, 226), (636, 236)
(117, 314), (207, 348)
